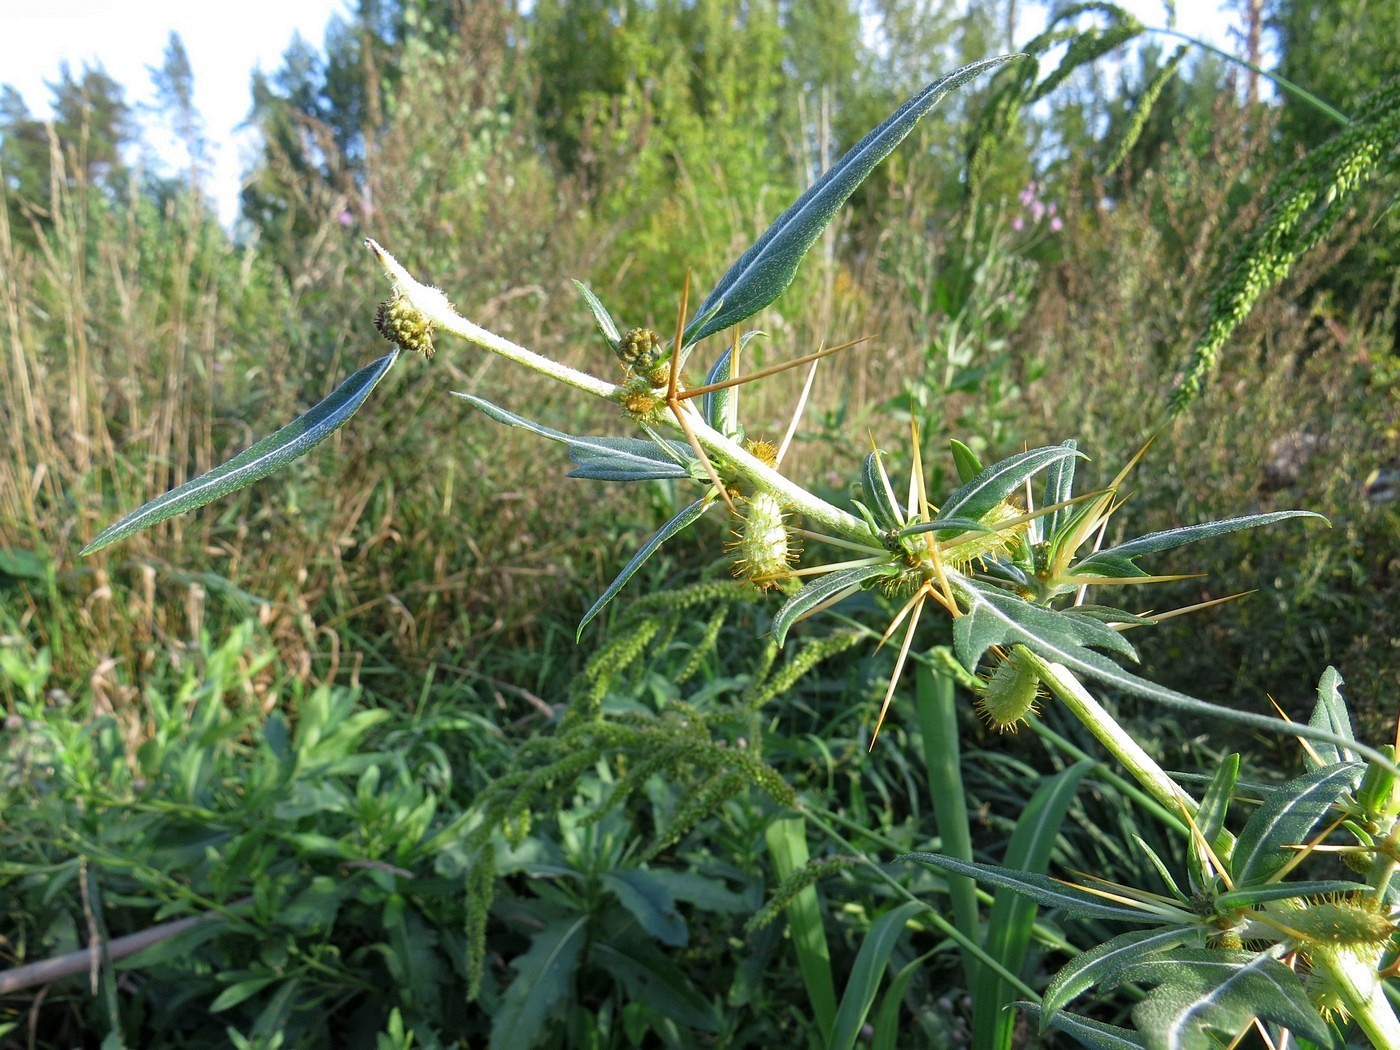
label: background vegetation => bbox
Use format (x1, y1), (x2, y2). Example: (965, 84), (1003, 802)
(2, 0), (1396, 1046)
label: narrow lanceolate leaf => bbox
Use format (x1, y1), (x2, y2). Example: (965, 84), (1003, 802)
(683, 55), (1022, 346)
(1041, 927), (1201, 1031)
(953, 583), (1139, 669)
(1231, 763), (1362, 887)
(1213, 880), (1369, 911)
(1039, 439), (1078, 541)
(571, 279), (622, 347)
(81, 348), (401, 556)
(454, 393), (693, 482)
(1016, 1004), (1146, 1050)
(936, 444), (1082, 524)
(898, 854), (1165, 923)
(862, 451), (905, 532)
(772, 565), (898, 646)
(1193, 754), (1239, 853)
(1308, 666), (1356, 767)
(949, 439), (983, 484)
(1108, 949), (1332, 1050)
(977, 760), (1096, 1049)
(577, 498), (712, 638)
(1070, 511), (1327, 579)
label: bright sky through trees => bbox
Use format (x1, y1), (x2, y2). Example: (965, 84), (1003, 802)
(3, 0), (1234, 226)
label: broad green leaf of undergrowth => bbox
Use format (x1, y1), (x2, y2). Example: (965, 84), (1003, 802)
(489, 915), (587, 1050)
(81, 349), (401, 555)
(1107, 949), (1332, 1050)
(683, 55), (1023, 347)
(603, 868), (688, 947)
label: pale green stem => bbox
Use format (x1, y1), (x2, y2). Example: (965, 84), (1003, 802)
(369, 238), (875, 547)
(1026, 653), (1237, 860)
(367, 239), (620, 401)
(1313, 947), (1400, 1047)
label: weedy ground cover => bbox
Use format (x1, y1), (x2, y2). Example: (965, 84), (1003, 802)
(3, 7), (1400, 1048)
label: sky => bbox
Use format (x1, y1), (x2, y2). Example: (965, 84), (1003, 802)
(1, 1), (1239, 227)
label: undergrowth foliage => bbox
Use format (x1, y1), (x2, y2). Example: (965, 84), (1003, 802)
(5, 15), (1400, 1049)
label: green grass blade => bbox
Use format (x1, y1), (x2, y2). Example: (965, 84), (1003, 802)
(684, 56), (1022, 346)
(765, 817), (836, 1043)
(829, 900), (925, 1050)
(974, 759), (1095, 1050)
(915, 664), (980, 991)
(81, 348), (401, 556)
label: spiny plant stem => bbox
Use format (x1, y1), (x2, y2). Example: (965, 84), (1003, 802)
(369, 238), (874, 547)
(367, 239), (620, 401)
(1027, 653), (1237, 860)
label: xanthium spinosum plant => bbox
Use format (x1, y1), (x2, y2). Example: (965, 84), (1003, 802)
(80, 53), (1400, 1046)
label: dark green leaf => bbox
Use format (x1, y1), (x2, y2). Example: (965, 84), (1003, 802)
(772, 564), (899, 646)
(937, 445), (1083, 524)
(1214, 880), (1369, 910)
(829, 901), (925, 1050)
(1017, 1003), (1146, 1049)
(489, 916), (587, 1050)
(1232, 763), (1362, 886)
(82, 349), (401, 555)
(1107, 949), (1332, 1049)
(578, 499), (712, 637)
(1070, 511), (1327, 578)
(1193, 754), (1239, 855)
(1039, 439), (1079, 541)
(862, 450), (906, 531)
(898, 853), (1164, 922)
(1042, 927), (1201, 1030)
(603, 868), (688, 947)
(684, 56), (1022, 346)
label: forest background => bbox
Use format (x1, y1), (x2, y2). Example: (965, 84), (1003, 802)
(1, 0), (1398, 1046)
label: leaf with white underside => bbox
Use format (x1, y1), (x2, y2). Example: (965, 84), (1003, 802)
(936, 444), (1084, 523)
(1230, 762), (1362, 886)
(1042, 928), (1203, 1028)
(455, 394), (693, 482)
(81, 348), (401, 556)
(1104, 949), (1331, 1050)
(1016, 1004), (1146, 1049)
(683, 55), (1023, 346)
(1070, 511), (1327, 579)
